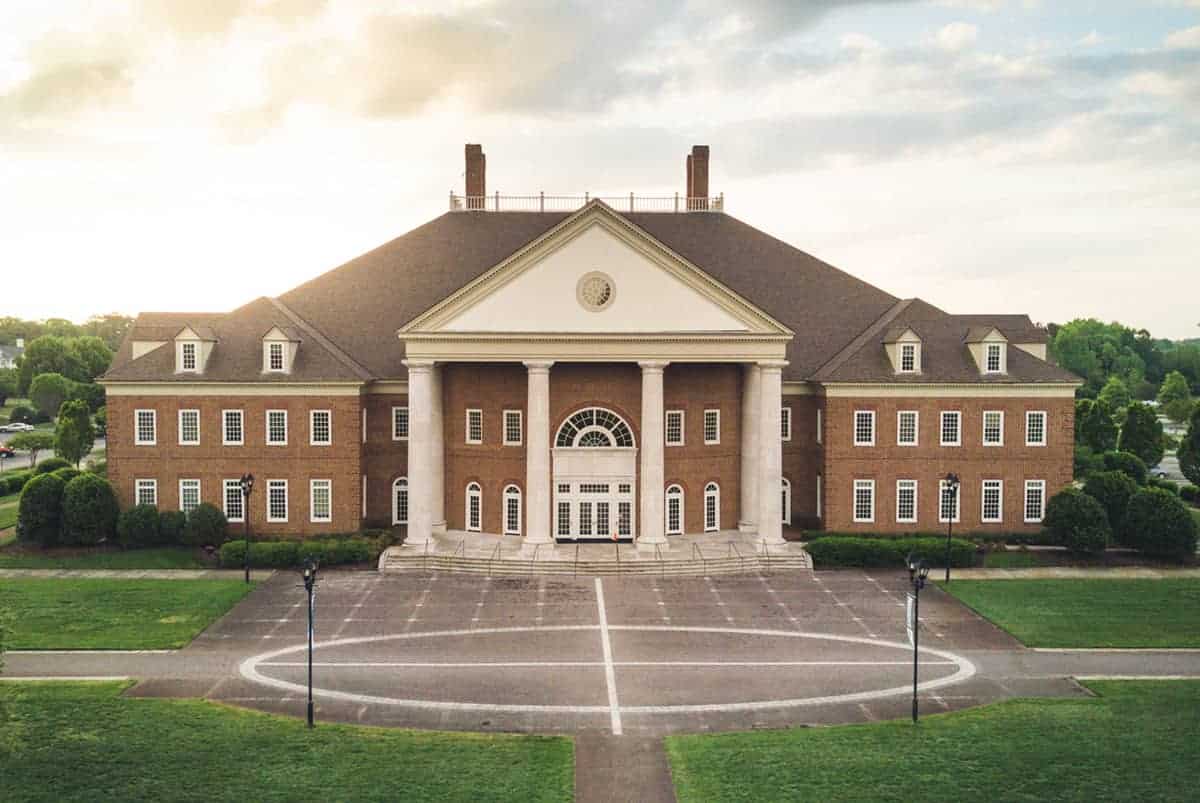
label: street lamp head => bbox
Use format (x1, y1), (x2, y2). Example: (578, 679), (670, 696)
(240, 472), (255, 496)
(944, 472), (960, 490)
(917, 560), (931, 582)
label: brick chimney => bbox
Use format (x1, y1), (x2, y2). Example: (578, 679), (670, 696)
(465, 144), (486, 209)
(687, 145), (709, 210)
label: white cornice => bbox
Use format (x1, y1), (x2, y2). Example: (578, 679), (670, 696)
(820, 382), (1080, 398)
(102, 381), (363, 397)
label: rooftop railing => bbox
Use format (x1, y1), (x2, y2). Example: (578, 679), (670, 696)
(449, 192), (724, 213)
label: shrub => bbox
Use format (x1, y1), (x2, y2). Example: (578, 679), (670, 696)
(219, 537), (377, 568)
(1120, 487), (1199, 561)
(60, 473), (119, 546)
(1181, 485), (1200, 506)
(1082, 471), (1138, 533)
(183, 502), (228, 546)
(8, 405), (36, 425)
(117, 505), (160, 548)
(804, 536), (976, 569)
(16, 473), (66, 547)
(1073, 445), (1105, 480)
(50, 466), (81, 484)
(1102, 451), (1148, 485)
(1117, 402), (1165, 469)
(87, 459), (107, 477)
(34, 457), (71, 475)
(1044, 488), (1110, 555)
(1, 470), (34, 495)
(158, 510), (188, 545)
(1147, 477), (1179, 496)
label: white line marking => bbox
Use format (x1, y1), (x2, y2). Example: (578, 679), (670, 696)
(258, 660), (956, 668)
(8, 649), (176, 655)
(0, 676), (131, 681)
(595, 578), (622, 735)
(1075, 675), (1200, 680)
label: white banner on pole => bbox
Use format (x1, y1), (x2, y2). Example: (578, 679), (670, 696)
(905, 592), (915, 647)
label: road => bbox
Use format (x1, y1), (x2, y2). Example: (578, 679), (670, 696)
(0, 431), (106, 472)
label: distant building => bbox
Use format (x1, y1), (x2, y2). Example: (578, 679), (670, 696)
(0, 338), (23, 370)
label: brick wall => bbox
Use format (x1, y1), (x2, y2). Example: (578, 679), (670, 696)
(362, 392), (407, 528)
(663, 363), (741, 532)
(782, 394), (823, 527)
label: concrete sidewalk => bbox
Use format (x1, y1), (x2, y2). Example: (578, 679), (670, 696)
(0, 568), (273, 579)
(948, 567), (1200, 580)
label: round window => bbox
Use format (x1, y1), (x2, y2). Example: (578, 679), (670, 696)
(577, 272), (615, 312)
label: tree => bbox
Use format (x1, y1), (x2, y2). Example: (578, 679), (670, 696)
(64, 335), (112, 382)
(82, 313), (134, 351)
(1098, 375), (1131, 415)
(1051, 319), (1146, 396)
(6, 432), (54, 468)
(0, 367), (15, 406)
(16, 472), (66, 546)
(16, 335), (67, 395)
(1158, 370), (1195, 424)
(61, 473), (119, 546)
(1082, 471), (1139, 532)
(1117, 402), (1165, 469)
(1075, 398), (1118, 453)
(54, 399), (95, 467)
(1179, 405), (1200, 488)
(28, 373), (70, 419)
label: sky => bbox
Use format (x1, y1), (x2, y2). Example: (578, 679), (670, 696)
(1, 0), (1198, 339)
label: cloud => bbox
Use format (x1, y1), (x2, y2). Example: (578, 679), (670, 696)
(934, 22), (980, 51)
(1165, 25), (1200, 49)
(1078, 31), (1105, 47)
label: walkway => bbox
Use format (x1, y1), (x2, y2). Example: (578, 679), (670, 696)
(950, 567), (1200, 580)
(0, 568), (271, 579)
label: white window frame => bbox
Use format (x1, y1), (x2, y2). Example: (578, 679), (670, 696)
(180, 341), (198, 373)
(178, 409), (200, 446)
(223, 479), (245, 523)
(938, 480), (961, 524)
(266, 479), (288, 523)
(266, 341), (286, 373)
(940, 411), (961, 447)
(503, 484), (522, 535)
(985, 342), (1005, 374)
(665, 484), (684, 535)
(135, 478), (158, 507)
(899, 342), (919, 374)
(896, 479), (918, 524)
(310, 479), (332, 524)
(853, 479), (875, 523)
(781, 406), (792, 441)
(816, 408), (823, 443)
(310, 409), (332, 446)
(1026, 411), (1047, 447)
(1024, 480), (1047, 523)
(362, 408), (367, 444)
(853, 410), (876, 447)
(982, 410), (1005, 447)
(704, 482), (720, 532)
(179, 479), (200, 514)
(392, 406), (409, 441)
(466, 482), (482, 531)
(785, 476), (795, 523)
(266, 409), (288, 446)
(897, 410), (919, 446)
(812, 475), (818, 521)
(222, 409), (244, 446)
(466, 409), (483, 445)
(703, 409), (721, 445)
(665, 410), (685, 446)
(135, 409), (157, 446)
(503, 409), (523, 446)
(982, 479), (1004, 524)
(392, 477), (408, 525)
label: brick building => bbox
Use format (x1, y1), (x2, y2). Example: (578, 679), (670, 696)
(102, 146), (1079, 548)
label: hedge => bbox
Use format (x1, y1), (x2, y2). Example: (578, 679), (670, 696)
(183, 502), (228, 547)
(16, 473), (66, 547)
(0, 470), (34, 496)
(1182, 485), (1200, 506)
(1044, 488), (1110, 555)
(219, 537), (377, 568)
(34, 457), (72, 475)
(1147, 477), (1180, 496)
(805, 536), (976, 569)
(60, 473), (119, 546)
(117, 505), (161, 548)
(1120, 487), (1198, 561)
(804, 530), (1057, 546)
(50, 466), (82, 485)
(1102, 451), (1148, 485)
(1082, 471), (1138, 533)
(158, 510), (188, 545)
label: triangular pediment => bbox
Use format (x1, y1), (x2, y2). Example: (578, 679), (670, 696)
(400, 202), (791, 337)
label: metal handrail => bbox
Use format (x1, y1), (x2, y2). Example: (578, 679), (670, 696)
(615, 540), (621, 572)
(728, 541), (745, 573)
(487, 540), (503, 577)
(452, 539), (466, 559)
(423, 539), (430, 572)
(574, 542), (580, 578)
(654, 542), (664, 576)
(759, 541), (772, 576)
(691, 542), (708, 576)
(449, 191), (725, 213)
(529, 543), (540, 573)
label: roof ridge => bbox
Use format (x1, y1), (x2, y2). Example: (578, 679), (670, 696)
(267, 297), (375, 381)
(811, 298), (916, 381)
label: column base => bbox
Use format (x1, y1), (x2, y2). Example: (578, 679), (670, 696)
(432, 520), (447, 535)
(738, 520), (758, 534)
(755, 534), (786, 547)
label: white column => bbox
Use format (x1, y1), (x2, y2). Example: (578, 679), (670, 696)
(430, 364), (446, 534)
(404, 359), (434, 547)
(638, 361), (669, 552)
(523, 360), (554, 550)
(738, 363), (761, 533)
(756, 361), (787, 545)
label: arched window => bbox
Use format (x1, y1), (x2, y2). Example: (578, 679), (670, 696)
(704, 482), (720, 532)
(665, 484), (684, 535)
(503, 484), (521, 536)
(392, 477), (408, 525)
(782, 477), (792, 526)
(555, 407), (635, 448)
(466, 482), (482, 532)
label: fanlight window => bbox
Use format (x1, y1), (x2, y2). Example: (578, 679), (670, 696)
(555, 407), (635, 448)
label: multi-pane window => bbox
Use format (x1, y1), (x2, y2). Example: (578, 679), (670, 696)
(704, 482), (720, 532)
(392, 406), (409, 440)
(503, 410), (523, 446)
(1025, 480), (1046, 523)
(1026, 411), (1047, 446)
(178, 409), (199, 445)
(666, 485), (684, 534)
(853, 480), (875, 523)
(665, 410), (684, 445)
(135, 409), (157, 445)
(268, 342), (284, 372)
(310, 410), (331, 445)
(267, 479), (288, 523)
(704, 409), (720, 445)
(899, 343), (917, 372)
(223, 479), (244, 522)
(223, 410), (244, 445)
(267, 410), (288, 445)
(181, 342), (197, 371)
(466, 482), (482, 531)
(781, 406), (792, 441)
(854, 411), (875, 446)
(896, 479), (917, 524)
(940, 411), (961, 446)
(897, 411), (918, 446)
(982, 480), (1003, 523)
(983, 411), (1004, 446)
(939, 480), (961, 523)
(466, 409), (483, 444)
(557, 502), (571, 537)
(986, 343), (1003, 373)
(504, 485), (521, 535)
(310, 479), (332, 523)
(179, 479), (200, 514)
(135, 479), (158, 507)
(393, 477), (408, 525)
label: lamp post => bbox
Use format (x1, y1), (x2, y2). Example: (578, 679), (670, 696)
(301, 558), (319, 728)
(907, 555), (930, 723)
(240, 473), (255, 584)
(942, 472), (960, 583)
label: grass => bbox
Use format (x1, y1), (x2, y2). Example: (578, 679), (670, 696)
(981, 550), (1043, 568)
(0, 578), (255, 649)
(939, 578), (1200, 648)
(667, 680), (1200, 803)
(0, 492), (16, 530)
(0, 682), (573, 803)
(0, 545), (205, 570)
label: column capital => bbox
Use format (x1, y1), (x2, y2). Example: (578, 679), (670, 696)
(756, 359), (788, 373)
(522, 360), (555, 373)
(402, 359), (435, 373)
(638, 360), (670, 373)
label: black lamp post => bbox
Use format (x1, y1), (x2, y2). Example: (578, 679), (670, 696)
(302, 558), (319, 728)
(240, 473), (255, 584)
(907, 555), (930, 723)
(942, 472), (960, 583)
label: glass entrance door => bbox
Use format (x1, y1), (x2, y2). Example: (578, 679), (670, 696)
(553, 481), (635, 541)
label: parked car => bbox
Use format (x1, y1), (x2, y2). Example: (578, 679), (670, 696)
(1151, 468), (1170, 480)
(0, 445), (15, 458)
(2, 422), (34, 433)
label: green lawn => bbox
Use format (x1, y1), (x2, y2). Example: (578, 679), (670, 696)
(0, 578), (254, 649)
(0, 682), (573, 803)
(667, 680), (1200, 803)
(981, 550), (1043, 569)
(0, 546), (204, 570)
(940, 578), (1200, 648)
(0, 492), (17, 530)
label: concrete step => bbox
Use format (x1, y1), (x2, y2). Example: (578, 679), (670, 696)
(379, 548), (812, 577)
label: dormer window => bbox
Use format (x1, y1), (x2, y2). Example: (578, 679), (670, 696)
(900, 343), (918, 373)
(884, 327), (921, 375)
(262, 326), (300, 374)
(173, 326), (214, 373)
(181, 342), (197, 371)
(985, 343), (1004, 374)
(269, 342), (284, 372)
